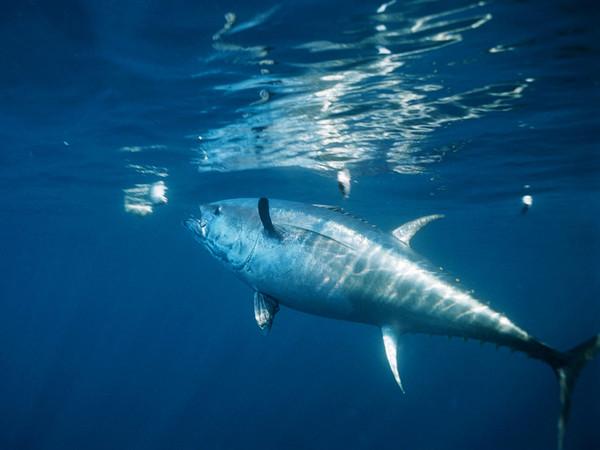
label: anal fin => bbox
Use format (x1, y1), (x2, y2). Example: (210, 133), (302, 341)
(382, 326), (405, 393)
(254, 292), (279, 333)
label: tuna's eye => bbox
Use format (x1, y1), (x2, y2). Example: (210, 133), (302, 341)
(213, 206), (222, 216)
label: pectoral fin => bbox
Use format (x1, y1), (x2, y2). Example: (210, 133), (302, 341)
(392, 214), (444, 246)
(382, 326), (404, 393)
(258, 197), (280, 239)
(254, 292), (279, 333)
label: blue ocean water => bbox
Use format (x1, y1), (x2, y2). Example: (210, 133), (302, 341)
(1, 0), (599, 449)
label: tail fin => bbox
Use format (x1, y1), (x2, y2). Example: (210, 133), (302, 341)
(553, 334), (600, 450)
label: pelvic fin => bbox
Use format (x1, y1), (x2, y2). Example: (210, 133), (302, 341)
(254, 292), (279, 333)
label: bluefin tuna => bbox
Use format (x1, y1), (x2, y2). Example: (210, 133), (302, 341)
(185, 197), (599, 449)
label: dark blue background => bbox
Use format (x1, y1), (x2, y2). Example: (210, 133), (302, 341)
(1, 1), (599, 449)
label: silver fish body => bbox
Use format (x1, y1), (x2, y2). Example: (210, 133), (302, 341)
(185, 197), (599, 450)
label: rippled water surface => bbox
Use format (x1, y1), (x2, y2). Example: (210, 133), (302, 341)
(1, 1), (599, 449)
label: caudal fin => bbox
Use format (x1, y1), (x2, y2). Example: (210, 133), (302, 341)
(553, 334), (600, 450)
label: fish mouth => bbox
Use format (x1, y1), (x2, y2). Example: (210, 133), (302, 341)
(183, 217), (207, 239)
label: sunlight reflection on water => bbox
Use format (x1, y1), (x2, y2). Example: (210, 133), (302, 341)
(192, 1), (530, 176)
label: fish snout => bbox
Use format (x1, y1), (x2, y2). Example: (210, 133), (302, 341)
(183, 217), (207, 239)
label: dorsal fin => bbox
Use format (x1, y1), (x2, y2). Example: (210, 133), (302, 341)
(312, 204), (372, 226)
(313, 204), (345, 213)
(392, 214), (444, 246)
(258, 197), (279, 238)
